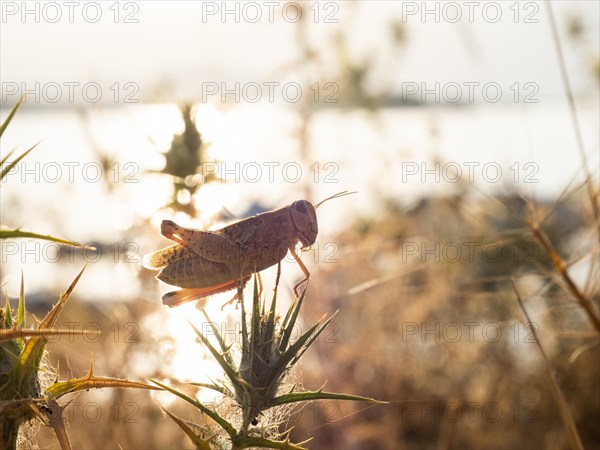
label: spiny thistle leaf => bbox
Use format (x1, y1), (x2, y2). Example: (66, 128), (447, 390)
(231, 433), (310, 450)
(0, 328), (94, 344)
(0, 229), (89, 248)
(289, 312), (338, 367)
(188, 321), (241, 389)
(37, 265), (86, 330)
(240, 283), (249, 360)
(265, 286), (278, 339)
(188, 382), (233, 398)
(12, 266), (86, 393)
(150, 378), (237, 438)
(17, 272), (25, 328)
(270, 390), (388, 407)
(15, 272), (25, 350)
(159, 405), (214, 450)
(200, 308), (234, 367)
(41, 399), (71, 450)
(279, 286), (308, 352)
(0, 96), (23, 139)
(251, 275), (261, 349)
(47, 363), (160, 398)
(267, 315), (330, 387)
(0, 144), (38, 184)
(3, 292), (13, 329)
(0, 149), (15, 168)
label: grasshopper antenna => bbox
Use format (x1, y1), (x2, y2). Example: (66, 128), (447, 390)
(314, 190), (357, 209)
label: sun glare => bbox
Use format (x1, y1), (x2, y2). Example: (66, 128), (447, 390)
(193, 103), (224, 144)
(155, 291), (243, 388)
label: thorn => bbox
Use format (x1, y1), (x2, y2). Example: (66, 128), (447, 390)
(66, 355), (73, 380)
(88, 353), (95, 377)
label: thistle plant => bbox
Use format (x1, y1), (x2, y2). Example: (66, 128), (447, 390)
(0, 99), (158, 449)
(153, 271), (384, 450)
(0, 267), (162, 449)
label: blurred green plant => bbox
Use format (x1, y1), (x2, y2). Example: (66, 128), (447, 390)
(156, 103), (218, 217)
(153, 274), (384, 450)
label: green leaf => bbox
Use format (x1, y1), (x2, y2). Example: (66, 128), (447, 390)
(279, 286), (308, 352)
(159, 405), (214, 450)
(12, 266), (86, 394)
(0, 96), (23, 138)
(150, 378), (237, 438)
(264, 287), (278, 344)
(188, 321), (242, 392)
(231, 432), (310, 450)
(188, 381), (234, 398)
(267, 313), (337, 388)
(4, 293), (13, 329)
(240, 282), (249, 359)
(15, 271), (26, 350)
(0, 229), (88, 248)
(0, 143), (38, 183)
(200, 308), (234, 367)
(17, 271), (25, 328)
(0, 150), (15, 171)
(47, 364), (160, 398)
(290, 312), (338, 367)
(270, 390), (387, 407)
(250, 274), (261, 350)
(0, 328), (94, 344)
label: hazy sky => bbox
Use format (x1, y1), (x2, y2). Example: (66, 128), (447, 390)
(1, 1), (598, 105)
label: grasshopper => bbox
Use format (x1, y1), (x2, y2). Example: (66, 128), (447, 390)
(143, 191), (355, 307)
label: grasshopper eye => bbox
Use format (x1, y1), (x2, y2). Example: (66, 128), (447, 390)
(290, 200), (318, 248)
(293, 200), (307, 213)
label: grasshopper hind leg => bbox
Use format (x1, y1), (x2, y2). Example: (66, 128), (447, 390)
(162, 276), (251, 308)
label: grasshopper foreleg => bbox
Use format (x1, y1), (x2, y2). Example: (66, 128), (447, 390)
(289, 246), (310, 297)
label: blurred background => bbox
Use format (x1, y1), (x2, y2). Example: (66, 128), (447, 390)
(1, 1), (599, 448)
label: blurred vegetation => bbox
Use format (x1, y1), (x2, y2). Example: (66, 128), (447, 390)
(157, 103), (218, 217)
(292, 185), (599, 449)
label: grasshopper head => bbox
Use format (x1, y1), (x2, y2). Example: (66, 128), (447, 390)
(290, 199), (318, 248)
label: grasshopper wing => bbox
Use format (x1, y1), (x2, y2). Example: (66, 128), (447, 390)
(161, 220), (240, 263)
(143, 244), (185, 269)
